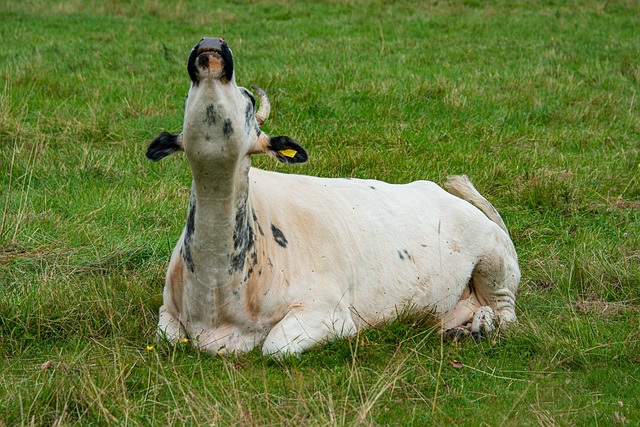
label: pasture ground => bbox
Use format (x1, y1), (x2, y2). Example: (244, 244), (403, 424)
(1, 0), (639, 425)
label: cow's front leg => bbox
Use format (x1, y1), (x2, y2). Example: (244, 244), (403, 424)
(262, 304), (356, 356)
(156, 305), (186, 343)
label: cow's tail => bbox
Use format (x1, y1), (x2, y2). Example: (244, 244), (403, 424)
(444, 175), (509, 236)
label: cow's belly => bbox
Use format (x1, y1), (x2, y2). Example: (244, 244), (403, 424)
(250, 169), (503, 328)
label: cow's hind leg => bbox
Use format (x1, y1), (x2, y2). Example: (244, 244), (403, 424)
(474, 250), (518, 322)
(442, 251), (519, 341)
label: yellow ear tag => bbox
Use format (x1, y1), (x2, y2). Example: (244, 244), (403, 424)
(278, 149), (297, 158)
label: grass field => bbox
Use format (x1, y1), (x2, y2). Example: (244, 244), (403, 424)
(1, 0), (639, 425)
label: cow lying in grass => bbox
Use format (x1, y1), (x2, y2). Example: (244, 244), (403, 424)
(146, 37), (520, 356)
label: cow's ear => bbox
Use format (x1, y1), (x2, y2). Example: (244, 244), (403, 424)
(146, 132), (183, 161)
(267, 136), (308, 164)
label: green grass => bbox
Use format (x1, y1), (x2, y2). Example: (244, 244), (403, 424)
(1, 0), (639, 425)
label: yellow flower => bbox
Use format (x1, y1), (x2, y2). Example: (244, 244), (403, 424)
(182, 338), (189, 343)
(146, 345), (154, 351)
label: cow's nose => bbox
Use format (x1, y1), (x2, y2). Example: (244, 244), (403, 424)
(197, 37), (226, 54)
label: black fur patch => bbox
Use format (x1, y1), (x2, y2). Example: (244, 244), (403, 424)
(205, 104), (219, 126)
(271, 224), (288, 248)
(183, 196), (196, 273)
(209, 104), (220, 126)
(230, 202), (255, 273)
(187, 45), (200, 83)
(241, 101), (260, 138)
(246, 250), (259, 279)
(223, 119), (234, 137)
(242, 103), (252, 134)
(252, 208), (265, 236)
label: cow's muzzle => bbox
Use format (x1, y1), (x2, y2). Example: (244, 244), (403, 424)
(187, 37), (234, 83)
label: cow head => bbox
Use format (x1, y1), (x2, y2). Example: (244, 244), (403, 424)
(146, 37), (308, 168)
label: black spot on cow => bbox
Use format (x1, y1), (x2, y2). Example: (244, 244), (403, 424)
(398, 249), (412, 261)
(242, 102), (262, 137)
(243, 103), (256, 135)
(252, 209), (265, 236)
(183, 196), (196, 272)
(205, 104), (219, 126)
(223, 119), (234, 137)
(230, 202), (255, 273)
(246, 250), (259, 278)
(271, 224), (288, 248)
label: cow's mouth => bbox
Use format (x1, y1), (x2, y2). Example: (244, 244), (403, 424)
(187, 37), (234, 83)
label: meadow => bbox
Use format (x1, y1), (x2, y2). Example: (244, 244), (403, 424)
(1, 0), (639, 425)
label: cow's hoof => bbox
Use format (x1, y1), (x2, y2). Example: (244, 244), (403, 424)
(443, 326), (471, 342)
(470, 306), (495, 342)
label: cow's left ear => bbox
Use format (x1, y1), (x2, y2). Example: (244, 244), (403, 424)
(267, 136), (308, 164)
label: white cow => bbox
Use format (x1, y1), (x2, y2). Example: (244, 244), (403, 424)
(146, 37), (520, 356)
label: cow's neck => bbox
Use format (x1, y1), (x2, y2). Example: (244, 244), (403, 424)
(184, 156), (254, 286)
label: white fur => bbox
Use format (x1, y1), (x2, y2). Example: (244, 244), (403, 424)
(158, 168), (520, 355)
(154, 43), (520, 356)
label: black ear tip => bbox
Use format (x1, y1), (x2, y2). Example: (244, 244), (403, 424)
(295, 147), (308, 163)
(299, 151), (309, 163)
(145, 147), (164, 161)
(146, 132), (182, 162)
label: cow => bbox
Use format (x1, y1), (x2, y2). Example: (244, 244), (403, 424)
(146, 37), (520, 356)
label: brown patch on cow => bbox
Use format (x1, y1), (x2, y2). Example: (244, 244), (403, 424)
(249, 133), (272, 156)
(245, 272), (261, 321)
(169, 256), (185, 312)
(207, 54), (223, 74)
